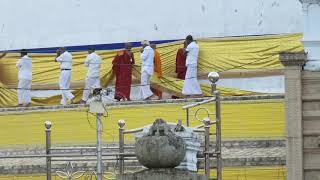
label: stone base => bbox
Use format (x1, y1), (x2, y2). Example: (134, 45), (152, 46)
(118, 169), (206, 180)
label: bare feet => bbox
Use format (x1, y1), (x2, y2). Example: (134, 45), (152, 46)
(144, 95), (154, 101)
(78, 100), (86, 104)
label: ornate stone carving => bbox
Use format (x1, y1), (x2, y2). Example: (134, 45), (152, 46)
(135, 119), (187, 169)
(279, 53), (307, 67)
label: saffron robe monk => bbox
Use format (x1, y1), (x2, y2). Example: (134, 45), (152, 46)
(150, 43), (162, 100)
(112, 43), (135, 101)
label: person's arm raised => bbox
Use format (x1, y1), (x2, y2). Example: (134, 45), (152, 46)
(140, 48), (149, 62)
(0, 51), (7, 59)
(55, 50), (61, 62)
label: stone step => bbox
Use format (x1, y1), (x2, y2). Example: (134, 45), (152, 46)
(0, 147), (285, 174)
(0, 139), (285, 156)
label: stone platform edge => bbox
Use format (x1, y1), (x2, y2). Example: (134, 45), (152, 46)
(0, 94), (284, 114)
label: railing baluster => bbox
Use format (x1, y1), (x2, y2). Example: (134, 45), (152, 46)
(45, 121), (52, 180)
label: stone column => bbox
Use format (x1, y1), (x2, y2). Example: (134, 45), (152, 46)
(299, 0), (320, 71)
(280, 53), (306, 180)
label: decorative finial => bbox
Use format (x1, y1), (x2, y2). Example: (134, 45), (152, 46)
(118, 119), (126, 128)
(208, 72), (219, 83)
(203, 117), (211, 126)
(44, 121), (52, 129)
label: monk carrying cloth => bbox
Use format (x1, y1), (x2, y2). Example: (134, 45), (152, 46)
(55, 47), (75, 105)
(16, 49), (32, 107)
(172, 41), (187, 99)
(150, 43), (162, 100)
(80, 48), (102, 104)
(112, 43), (135, 101)
(139, 40), (154, 100)
(182, 35), (202, 98)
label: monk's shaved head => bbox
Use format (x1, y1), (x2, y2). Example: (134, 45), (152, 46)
(124, 42), (132, 50)
(150, 43), (156, 50)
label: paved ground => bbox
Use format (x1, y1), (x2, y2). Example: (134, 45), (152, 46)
(223, 147), (285, 159)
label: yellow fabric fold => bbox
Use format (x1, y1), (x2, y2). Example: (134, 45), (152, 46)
(0, 33), (302, 106)
(132, 66), (261, 97)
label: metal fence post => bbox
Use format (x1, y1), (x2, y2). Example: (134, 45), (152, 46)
(203, 118), (211, 180)
(45, 121), (52, 180)
(96, 113), (103, 180)
(186, 108), (190, 127)
(208, 71), (222, 180)
(215, 91), (222, 180)
(118, 119), (125, 177)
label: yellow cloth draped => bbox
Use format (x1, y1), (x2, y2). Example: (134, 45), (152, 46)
(0, 33), (303, 107)
(132, 66), (261, 97)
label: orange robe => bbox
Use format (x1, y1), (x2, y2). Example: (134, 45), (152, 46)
(151, 50), (162, 99)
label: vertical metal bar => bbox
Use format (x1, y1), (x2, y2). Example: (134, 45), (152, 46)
(215, 91), (222, 180)
(96, 113), (103, 180)
(45, 121), (52, 180)
(211, 83), (217, 93)
(203, 118), (211, 180)
(118, 120), (125, 177)
(186, 108), (190, 127)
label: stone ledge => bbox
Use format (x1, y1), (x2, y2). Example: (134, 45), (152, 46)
(0, 145), (286, 174)
(0, 139), (285, 156)
(0, 95), (284, 114)
(0, 156), (286, 174)
(119, 169), (206, 180)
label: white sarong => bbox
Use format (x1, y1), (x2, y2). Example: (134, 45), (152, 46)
(182, 64), (202, 95)
(82, 77), (100, 101)
(140, 71), (153, 100)
(17, 79), (31, 104)
(59, 70), (75, 105)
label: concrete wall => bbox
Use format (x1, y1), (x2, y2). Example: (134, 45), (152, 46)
(302, 71), (320, 180)
(281, 53), (320, 180)
(0, 0), (302, 50)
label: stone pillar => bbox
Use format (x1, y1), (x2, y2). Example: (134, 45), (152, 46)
(299, 0), (320, 71)
(280, 53), (306, 180)
(175, 128), (201, 172)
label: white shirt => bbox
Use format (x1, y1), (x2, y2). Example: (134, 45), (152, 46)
(56, 51), (72, 69)
(85, 52), (102, 78)
(140, 46), (154, 75)
(186, 41), (199, 66)
(16, 55), (32, 80)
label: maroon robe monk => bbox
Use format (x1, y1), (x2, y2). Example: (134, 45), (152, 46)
(172, 48), (187, 99)
(112, 45), (135, 101)
(176, 48), (187, 79)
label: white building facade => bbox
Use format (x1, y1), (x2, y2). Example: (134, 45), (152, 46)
(0, 0), (302, 50)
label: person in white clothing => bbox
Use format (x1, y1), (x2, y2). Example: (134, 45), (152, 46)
(140, 40), (155, 100)
(55, 47), (75, 105)
(16, 49), (32, 107)
(80, 48), (102, 104)
(182, 35), (203, 98)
